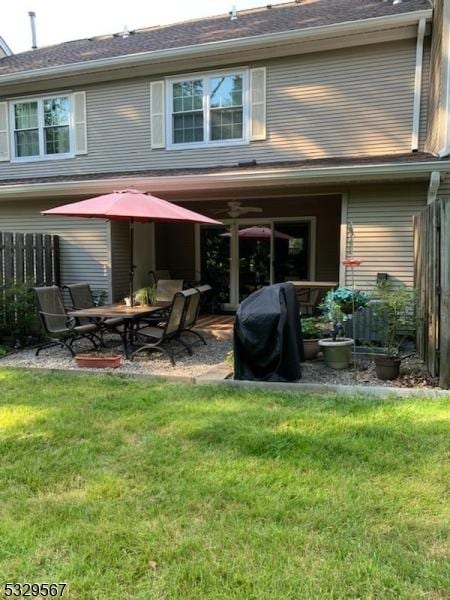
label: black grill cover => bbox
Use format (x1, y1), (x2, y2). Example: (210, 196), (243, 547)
(234, 282), (303, 382)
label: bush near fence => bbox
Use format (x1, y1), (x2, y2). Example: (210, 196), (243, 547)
(0, 232), (60, 346)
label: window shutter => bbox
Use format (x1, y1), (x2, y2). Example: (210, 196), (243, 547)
(250, 67), (266, 141)
(150, 81), (165, 149)
(0, 102), (10, 161)
(73, 91), (87, 155)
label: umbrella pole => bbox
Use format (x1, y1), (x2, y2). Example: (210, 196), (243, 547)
(129, 219), (135, 307)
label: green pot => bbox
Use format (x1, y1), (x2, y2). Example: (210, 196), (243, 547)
(319, 338), (353, 369)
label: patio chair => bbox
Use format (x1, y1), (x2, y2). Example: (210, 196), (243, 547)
(178, 285), (212, 347)
(65, 283), (124, 334)
(133, 291), (191, 365)
(298, 288), (321, 315)
(33, 285), (102, 357)
(156, 279), (184, 302)
(155, 269), (171, 281)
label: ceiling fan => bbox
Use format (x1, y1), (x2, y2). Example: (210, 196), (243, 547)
(210, 201), (263, 219)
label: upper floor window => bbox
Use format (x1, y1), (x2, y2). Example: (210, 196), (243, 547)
(167, 70), (249, 149)
(10, 95), (73, 161)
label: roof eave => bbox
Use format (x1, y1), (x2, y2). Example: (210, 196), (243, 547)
(0, 9), (432, 85)
(0, 158), (446, 199)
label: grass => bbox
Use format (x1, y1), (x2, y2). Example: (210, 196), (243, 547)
(0, 369), (449, 599)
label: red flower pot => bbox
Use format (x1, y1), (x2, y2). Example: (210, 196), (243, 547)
(75, 354), (122, 369)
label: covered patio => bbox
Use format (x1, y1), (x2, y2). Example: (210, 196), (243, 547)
(110, 192), (342, 311)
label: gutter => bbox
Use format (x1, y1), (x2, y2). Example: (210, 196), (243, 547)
(0, 9), (432, 85)
(411, 18), (426, 151)
(0, 159), (446, 198)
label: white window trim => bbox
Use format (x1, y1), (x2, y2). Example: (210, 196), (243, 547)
(9, 93), (75, 163)
(165, 68), (250, 150)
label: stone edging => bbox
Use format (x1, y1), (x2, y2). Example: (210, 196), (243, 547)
(1, 365), (450, 398)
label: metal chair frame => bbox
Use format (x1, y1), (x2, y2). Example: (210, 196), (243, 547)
(34, 286), (102, 357)
(132, 291), (191, 365)
(64, 283), (124, 340)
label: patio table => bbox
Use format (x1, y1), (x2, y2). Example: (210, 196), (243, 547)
(68, 302), (170, 359)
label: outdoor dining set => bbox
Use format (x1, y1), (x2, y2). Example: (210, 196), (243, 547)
(33, 279), (212, 365)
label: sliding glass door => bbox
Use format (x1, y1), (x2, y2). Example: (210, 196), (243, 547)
(200, 225), (231, 305)
(238, 224), (271, 302)
(200, 219), (312, 310)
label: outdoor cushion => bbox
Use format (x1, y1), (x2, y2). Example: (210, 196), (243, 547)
(138, 326), (164, 340)
(74, 323), (103, 334)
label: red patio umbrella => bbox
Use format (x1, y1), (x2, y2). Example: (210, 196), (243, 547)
(221, 226), (294, 240)
(42, 189), (221, 305)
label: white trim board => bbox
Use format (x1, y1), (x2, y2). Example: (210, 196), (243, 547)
(339, 193), (348, 287)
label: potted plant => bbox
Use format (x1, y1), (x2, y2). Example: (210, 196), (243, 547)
(75, 350), (122, 369)
(371, 283), (417, 380)
(301, 317), (322, 360)
(134, 286), (157, 306)
(318, 288), (370, 369)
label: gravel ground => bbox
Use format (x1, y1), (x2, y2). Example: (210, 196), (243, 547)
(0, 332), (232, 378)
(0, 334), (435, 387)
(300, 355), (436, 387)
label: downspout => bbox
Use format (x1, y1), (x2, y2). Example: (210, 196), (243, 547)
(411, 18), (426, 151)
(427, 170), (440, 204)
(438, 0), (450, 157)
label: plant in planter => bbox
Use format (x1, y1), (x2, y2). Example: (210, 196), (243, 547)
(318, 288), (370, 369)
(134, 286), (157, 306)
(301, 317), (322, 361)
(370, 283), (417, 380)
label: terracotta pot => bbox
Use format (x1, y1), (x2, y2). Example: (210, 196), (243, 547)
(318, 338), (353, 369)
(303, 339), (320, 361)
(75, 354), (122, 369)
(374, 356), (401, 380)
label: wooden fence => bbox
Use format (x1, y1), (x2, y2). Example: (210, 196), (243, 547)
(414, 199), (450, 388)
(0, 232), (60, 288)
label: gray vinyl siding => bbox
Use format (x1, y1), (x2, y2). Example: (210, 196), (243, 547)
(0, 199), (110, 293)
(110, 220), (130, 302)
(0, 38), (429, 181)
(438, 171), (450, 199)
(419, 37), (431, 146)
(345, 183), (428, 290)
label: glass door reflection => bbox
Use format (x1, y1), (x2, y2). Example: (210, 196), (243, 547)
(238, 224), (271, 302)
(200, 225), (231, 306)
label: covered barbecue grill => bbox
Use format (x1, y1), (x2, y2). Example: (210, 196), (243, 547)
(234, 282), (304, 382)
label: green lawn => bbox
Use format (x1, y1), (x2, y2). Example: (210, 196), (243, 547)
(0, 370), (448, 599)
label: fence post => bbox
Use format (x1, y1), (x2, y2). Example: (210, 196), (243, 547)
(440, 199), (450, 388)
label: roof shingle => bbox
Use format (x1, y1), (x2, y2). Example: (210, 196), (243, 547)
(0, 0), (431, 76)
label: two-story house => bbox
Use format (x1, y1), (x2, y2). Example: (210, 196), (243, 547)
(0, 0), (449, 309)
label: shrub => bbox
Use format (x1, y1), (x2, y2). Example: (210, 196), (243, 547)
(320, 288), (370, 317)
(370, 283), (417, 357)
(301, 317), (322, 339)
(0, 281), (40, 344)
